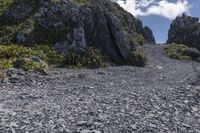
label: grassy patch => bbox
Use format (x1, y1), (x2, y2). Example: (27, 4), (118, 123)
(0, 19), (33, 44)
(0, 70), (6, 80)
(0, 44), (65, 70)
(164, 44), (191, 60)
(64, 47), (109, 68)
(130, 51), (147, 67)
(0, 44), (108, 71)
(134, 33), (144, 46)
(17, 60), (48, 72)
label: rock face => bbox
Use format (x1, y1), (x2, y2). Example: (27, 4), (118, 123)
(0, 0), (155, 65)
(167, 14), (200, 49)
(143, 26), (156, 44)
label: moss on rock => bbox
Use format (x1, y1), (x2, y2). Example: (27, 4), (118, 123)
(14, 57), (48, 72)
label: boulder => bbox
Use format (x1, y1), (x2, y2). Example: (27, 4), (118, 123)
(184, 48), (200, 59)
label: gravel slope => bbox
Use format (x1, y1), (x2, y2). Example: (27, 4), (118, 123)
(0, 45), (200, 133)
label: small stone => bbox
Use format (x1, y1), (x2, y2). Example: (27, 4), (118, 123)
(156, 66), (163, 70)
(80, 129), (92, 133)
(191, 106), (198, 112)
(183, 100), (189, 104)
(182, 123), (190, 127)
(94, 122), (102, 127)
(92, 130), (101, 133)
(186, 112), (191, 116)
(76, 121), (91, 127)
(78, 73), (86, 78)
(149, 123), (157, 128)
(10, 122), (18, 127)
(88, 86), (95, 89)
(97, 71), (104, 75)
(163, 127), (169, 131)
(130, 124), (137, 130)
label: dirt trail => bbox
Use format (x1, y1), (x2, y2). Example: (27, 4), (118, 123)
(0, 45), (200, 132)
(140, 45), (200, 85)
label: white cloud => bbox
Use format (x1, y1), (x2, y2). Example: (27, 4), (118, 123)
(116, 0), (191, 20)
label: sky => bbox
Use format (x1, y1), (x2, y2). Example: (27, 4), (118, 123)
(116, 0), (200, 43)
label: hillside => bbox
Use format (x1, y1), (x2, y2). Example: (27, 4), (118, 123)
(0, 0), (155, 67)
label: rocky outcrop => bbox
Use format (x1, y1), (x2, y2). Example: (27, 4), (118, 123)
(0, 0), (155, 65)
(167, 14), (200, 49)
(142, 26), (156, 44)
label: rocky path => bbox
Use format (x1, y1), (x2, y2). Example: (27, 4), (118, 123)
(0, 45), (200, 132)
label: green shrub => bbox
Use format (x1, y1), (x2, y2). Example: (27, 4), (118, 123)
(19, 60), (48, 72)
(130, 51), (147, 67)
(0, 58), (13, 69)
(0, 19), (33, 44)
(64, 47), (109, 68)
(164, 44), (191, 60)
(33, 45), (65, 65)
(134, 33), (144, 46)
(0, 44), (65, 70)
(0, 44), (108, 70)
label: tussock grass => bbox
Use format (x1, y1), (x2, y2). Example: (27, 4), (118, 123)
(164, 44), (191, 60)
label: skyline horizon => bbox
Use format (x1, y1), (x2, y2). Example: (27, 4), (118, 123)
(116, 0), (200, 44)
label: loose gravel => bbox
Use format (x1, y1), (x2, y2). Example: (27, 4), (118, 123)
(0, 45), (200, 132)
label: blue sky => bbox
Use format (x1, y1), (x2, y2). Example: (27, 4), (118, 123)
(116, 0), (200, 43)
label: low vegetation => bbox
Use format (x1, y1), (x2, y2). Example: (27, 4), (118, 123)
(64, 47), (109, 68)
(74, 0), (93, 6)
(0, 44), (109, 72)
(0, 70), (6, 80)
(14, 59), (48, 72)
(164, 44), (191, 60)
(130, 51), (148, 67)
(0, 44), (65, 70)
(134, 34), (144, 46)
